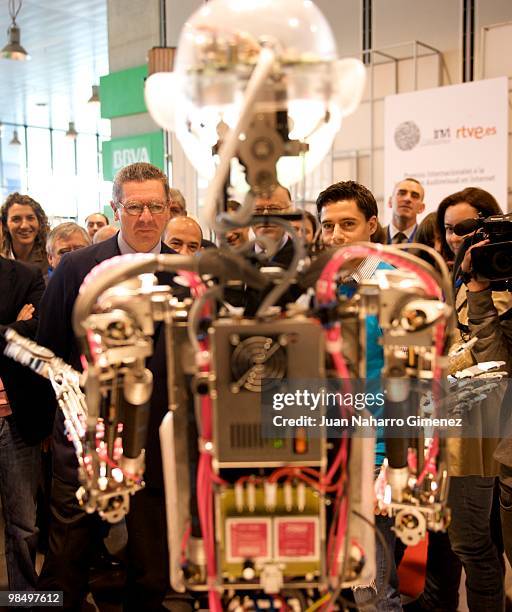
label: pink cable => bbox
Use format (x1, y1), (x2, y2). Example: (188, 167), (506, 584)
(317, 244), (448, 571)
(329, 495), (349, 579)
(194, 334), (222, 612)
(316, 244), (447, 482)
(322, 323), (353, 573)
(321, 324), (352, 487)
(316, 244), (442, 305)
(326, 327), (351, 381)
(178, 270), (212, 320)
(415, 321), (446, 485)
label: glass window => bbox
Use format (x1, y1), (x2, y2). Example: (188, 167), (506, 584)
(77, 133), (99, 178)
(25, 127), (53, 215)
(1, 127), (26, 200)
(52, 130), (76, 177)
(26, 127), (51, 178)
(0, 124), (110, 224)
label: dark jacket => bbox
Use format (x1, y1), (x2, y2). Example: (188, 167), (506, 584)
(36, 235), (188, 487)
(201, 238), (217, 249)
(243, 238), (303, 316)
(0, 256), (51, 443)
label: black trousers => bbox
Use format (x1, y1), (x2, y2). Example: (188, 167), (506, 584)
(38, 476), (193, 611)
(499, 463), (512, 568)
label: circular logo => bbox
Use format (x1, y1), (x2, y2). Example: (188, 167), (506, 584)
(394, 121), (421, 151)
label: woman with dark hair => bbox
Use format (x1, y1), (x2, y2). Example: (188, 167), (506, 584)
(408, 212), (442, 268)
(415, 187), (512, 612)
(415, 212), (440, 250)
(436, 186), (501, 268)
(1, 193), (50, 279)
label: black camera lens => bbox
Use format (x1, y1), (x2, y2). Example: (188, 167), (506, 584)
(491, 249), (512, 275)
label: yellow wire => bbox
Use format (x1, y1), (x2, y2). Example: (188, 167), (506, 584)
(305, 593), (331, 612)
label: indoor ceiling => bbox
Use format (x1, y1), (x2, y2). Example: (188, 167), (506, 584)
(0, 0), (109, 134)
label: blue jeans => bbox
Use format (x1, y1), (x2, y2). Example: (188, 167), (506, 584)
(402, 530), (462, 611)
(0, 415), (41, 590)
(353, 515), (402, 611)
(447, 476), (504, 612)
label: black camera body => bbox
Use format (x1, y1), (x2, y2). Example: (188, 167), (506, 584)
(469, 215), (512, 289)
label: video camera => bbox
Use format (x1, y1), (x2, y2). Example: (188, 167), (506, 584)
(454, 213), (512, 290)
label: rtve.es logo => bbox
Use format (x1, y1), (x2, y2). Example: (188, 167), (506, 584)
(456, 125), (497, 139)
(433, 125), (497, 141)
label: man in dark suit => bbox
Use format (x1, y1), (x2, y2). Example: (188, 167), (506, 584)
(385, 177), (425, 244)
(0, 256), (46, 590)
(242, 185), (302, 315)
(36, 162), (192, 611)
(251, 184), (294, 263)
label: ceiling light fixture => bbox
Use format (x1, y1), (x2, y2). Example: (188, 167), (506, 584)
(145, 0), (366, 227)
(9, 130), (21, 145)
(1, 0), (30, 61)
(88, 85), (100, 104)
(65, 121), (78, 139)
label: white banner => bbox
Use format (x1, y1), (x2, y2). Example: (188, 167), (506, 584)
(384, 77), (509, 221)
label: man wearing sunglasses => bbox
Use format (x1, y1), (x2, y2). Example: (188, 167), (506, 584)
(36, 162), (192, 611)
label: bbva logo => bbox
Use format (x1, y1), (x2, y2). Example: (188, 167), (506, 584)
(113, 147), (150, 169)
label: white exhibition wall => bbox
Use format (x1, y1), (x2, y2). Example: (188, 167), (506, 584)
(105, 0), (512, 219)
(383, 77), (509, 220)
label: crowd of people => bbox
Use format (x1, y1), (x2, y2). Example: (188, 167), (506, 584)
(0, 161), (511, 611)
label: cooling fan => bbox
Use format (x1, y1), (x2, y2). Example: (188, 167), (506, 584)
(230, 335), (287, 393)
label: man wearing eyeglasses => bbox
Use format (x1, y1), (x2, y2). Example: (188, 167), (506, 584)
(245, 184), (297, 269)
(113, 181), (172, 252)
(251, 184), (293, 246)
(240, 184), (303, 315)
(36, 163), (193, 611)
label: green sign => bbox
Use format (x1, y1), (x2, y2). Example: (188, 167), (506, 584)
(100, 65), (148, 118)
(103, 204), (114, 222)
(102, 131), (165, 181)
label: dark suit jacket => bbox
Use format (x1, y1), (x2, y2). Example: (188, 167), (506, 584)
(0, 256), (44, 337)
(36, 235), (188, 487)
(201, 238), (217, 249)
(0, 256), (51, 443)
(384, 224), (419, 245)
(243, 237), (303, 316)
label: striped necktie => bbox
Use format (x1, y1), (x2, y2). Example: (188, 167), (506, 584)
(392, 232), (407, 244)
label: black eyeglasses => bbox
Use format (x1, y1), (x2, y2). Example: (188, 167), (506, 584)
(254, 205), (290, 215)
(117, 201), (168, 216)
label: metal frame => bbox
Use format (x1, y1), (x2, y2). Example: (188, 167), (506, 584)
(478, 20), (512, 208)
(462, 0), (476, 82)
(479, 20), (512, 79)
(331, 40), (442, 199)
